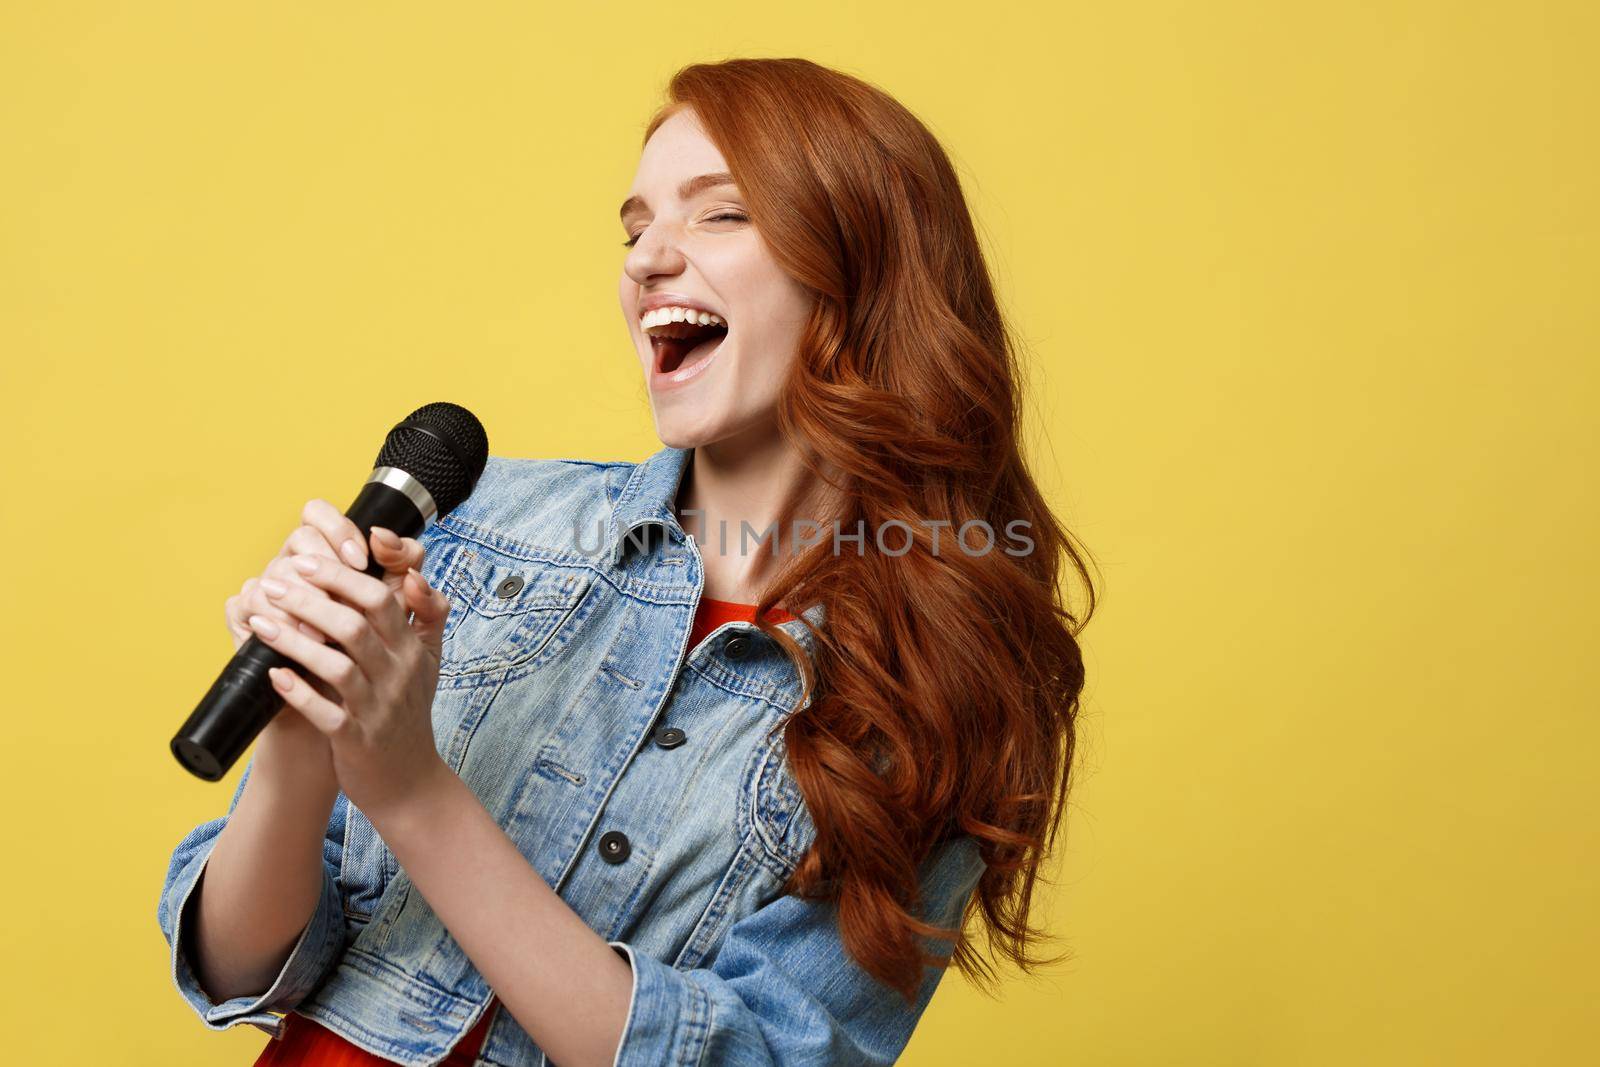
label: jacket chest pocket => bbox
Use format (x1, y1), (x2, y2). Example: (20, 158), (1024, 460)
(438, 547), (596, 676)
(744, 729), (817, 880)
(670, 728), (818, 971)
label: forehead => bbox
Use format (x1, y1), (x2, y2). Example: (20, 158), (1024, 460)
(629, 109), (730, 192)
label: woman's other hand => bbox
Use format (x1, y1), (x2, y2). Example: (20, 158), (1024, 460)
(246, 554), (453, 819)
(224, 498), (426, 651)
(222, 499), (427, 761)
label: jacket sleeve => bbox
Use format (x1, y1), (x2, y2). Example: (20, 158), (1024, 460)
(607, 835), (987, 1067)
(155, 755), (351, 1037)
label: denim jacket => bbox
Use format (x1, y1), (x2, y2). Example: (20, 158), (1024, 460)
(157, 444), (986, 1066)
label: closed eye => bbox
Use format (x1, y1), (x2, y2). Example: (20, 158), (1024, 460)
(622, 212), (749, 249)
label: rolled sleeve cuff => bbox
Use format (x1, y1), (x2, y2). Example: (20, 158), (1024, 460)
(168, 844), (348, 1039)
(607, 940), (713, 1067)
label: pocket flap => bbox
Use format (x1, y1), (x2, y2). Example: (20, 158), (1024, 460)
(440, 547), (596, 674)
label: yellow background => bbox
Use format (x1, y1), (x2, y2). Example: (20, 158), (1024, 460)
(2, 3), (1594, 1063)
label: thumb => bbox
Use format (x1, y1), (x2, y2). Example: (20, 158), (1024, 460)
(371, 527), (425, 593)
(404, 567), (451, 657)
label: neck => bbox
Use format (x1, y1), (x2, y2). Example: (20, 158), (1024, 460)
(676, 423), (830, 603)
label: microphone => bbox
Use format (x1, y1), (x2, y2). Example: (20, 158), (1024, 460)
(170, 402), (489, 782)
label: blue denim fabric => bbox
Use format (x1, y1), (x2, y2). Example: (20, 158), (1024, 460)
(157, 445), (986, 1066)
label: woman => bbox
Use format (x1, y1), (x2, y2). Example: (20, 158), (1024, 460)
(157, 57), (1095, 1067)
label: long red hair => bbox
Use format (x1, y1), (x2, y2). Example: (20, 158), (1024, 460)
(642, 58), (1098, 999)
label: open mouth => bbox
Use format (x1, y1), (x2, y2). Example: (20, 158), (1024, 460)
(649, 318), (729, 377)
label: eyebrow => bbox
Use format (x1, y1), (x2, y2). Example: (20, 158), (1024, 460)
(619, 172), (739, 222)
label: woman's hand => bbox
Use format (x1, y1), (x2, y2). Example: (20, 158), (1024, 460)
(224, 498), (426, 653)
(244, 551), (454, 819)
(224, 499), (427, 758)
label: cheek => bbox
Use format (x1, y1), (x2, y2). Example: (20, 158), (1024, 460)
(723, 334), (797, 419)
(755, 307), (808, 384)
(725, 322), (797, 392)
(729, 278), (810, 369)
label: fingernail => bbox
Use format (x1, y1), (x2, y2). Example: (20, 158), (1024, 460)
(372, 526), (398, 543)
(340, 539), (365, 567)
(292, 555), (320, 574)
(261, 578), (288, 598)
(248, 614), (280, 638)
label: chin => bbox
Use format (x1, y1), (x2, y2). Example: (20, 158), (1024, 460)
(650, 411), (724, 450)
(650, 407), (784, 453)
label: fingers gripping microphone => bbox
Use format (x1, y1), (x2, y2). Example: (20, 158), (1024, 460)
(170, 402), (489, 782)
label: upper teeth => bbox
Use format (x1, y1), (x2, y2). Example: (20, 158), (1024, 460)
(640, 306), (726, 331)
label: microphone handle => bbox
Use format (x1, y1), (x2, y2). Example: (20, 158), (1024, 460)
(170, 476), (432, 781)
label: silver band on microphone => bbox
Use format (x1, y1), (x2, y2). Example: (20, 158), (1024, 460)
(367, 466), (438, 526)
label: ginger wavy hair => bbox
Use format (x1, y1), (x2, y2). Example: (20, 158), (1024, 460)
(642, 58), (1098, 999)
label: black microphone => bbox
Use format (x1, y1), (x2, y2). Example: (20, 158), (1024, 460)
(170, 401), (489, 782)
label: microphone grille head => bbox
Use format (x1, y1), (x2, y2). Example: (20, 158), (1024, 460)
(375, 402), (489, 515)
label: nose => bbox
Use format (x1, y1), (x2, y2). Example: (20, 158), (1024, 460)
(623, 220), (687, 286)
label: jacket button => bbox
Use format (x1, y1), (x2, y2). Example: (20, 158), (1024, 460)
(597, 830), (631, 864)
(722, 634), (753, 660)
(494, 575), (524, 598)
(653, 725), (687, 750)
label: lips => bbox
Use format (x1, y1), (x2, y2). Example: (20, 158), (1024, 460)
(644, 303), (729, 379)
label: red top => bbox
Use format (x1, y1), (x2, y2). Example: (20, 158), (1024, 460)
(255, 1007), (497, 1067)
(254, 596), (793, 1066)
(686, 595), (795, 650)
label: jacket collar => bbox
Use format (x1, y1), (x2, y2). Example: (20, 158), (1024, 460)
(605, 445), (826, 660)
(605, 445), (693, 569)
